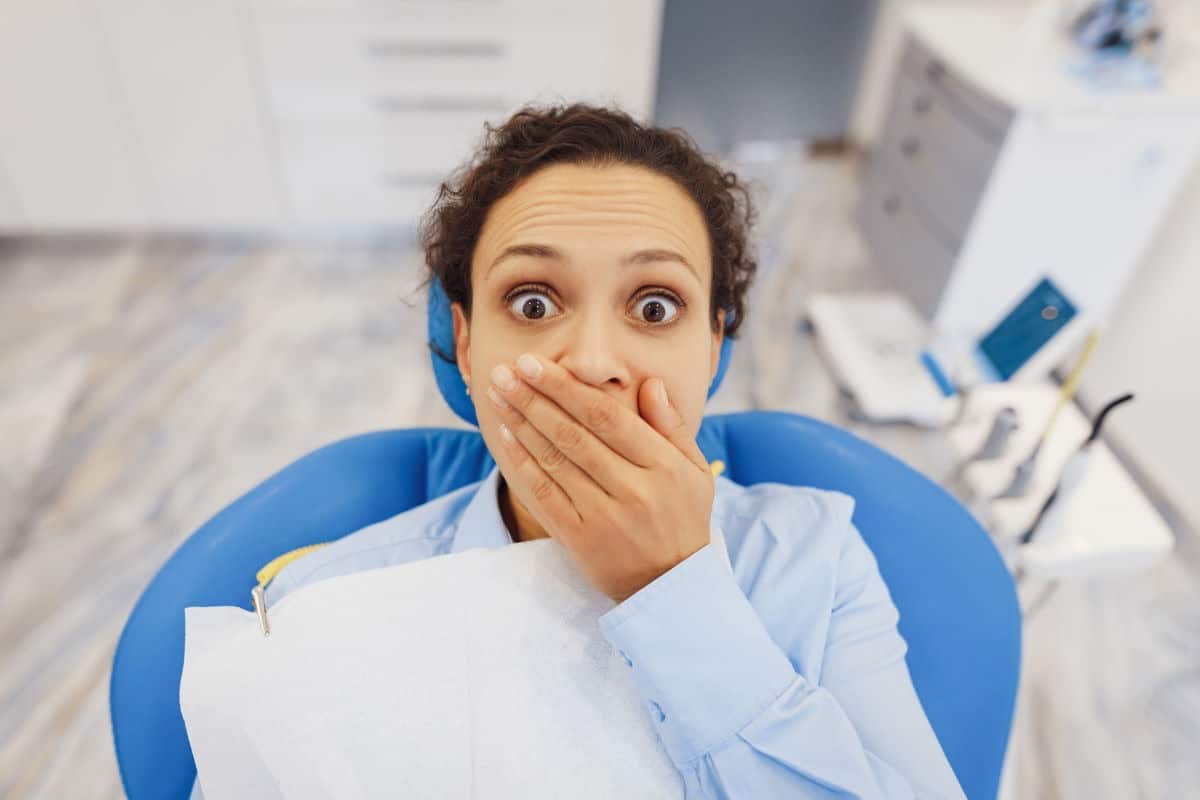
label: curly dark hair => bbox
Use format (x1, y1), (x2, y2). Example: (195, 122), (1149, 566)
(419, 102), (758, 363)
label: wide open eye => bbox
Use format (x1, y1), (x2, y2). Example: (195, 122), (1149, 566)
(507, 288), (561, 322)
(632, 293), (680, 325)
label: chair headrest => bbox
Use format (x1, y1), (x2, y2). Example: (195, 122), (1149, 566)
(428, 279), (734, 427)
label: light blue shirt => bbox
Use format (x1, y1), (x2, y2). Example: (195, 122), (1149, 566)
(191, 465), (965, 799)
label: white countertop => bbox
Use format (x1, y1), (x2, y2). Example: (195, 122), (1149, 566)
(949, 382), (1174, 579)
(906, 0), (1200, 114)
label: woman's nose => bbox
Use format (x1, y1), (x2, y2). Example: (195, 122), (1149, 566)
(556, 316), (630, 392)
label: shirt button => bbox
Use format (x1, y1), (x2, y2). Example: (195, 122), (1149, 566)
(619, 650), (633, 668)
(649, 700), (666, 723)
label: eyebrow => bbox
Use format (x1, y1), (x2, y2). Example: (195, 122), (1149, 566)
(486, 243), (701, 283)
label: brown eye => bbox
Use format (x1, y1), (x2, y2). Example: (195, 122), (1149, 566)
(507, 289), (560, 321)
(633, 293), (679, 324)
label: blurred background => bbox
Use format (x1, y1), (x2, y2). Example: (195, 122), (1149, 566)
(2, 0), (1198, 797)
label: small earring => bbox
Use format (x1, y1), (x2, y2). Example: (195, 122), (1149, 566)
(465, 385), (471, 396)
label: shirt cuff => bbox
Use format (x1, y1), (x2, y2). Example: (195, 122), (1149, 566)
(597, 539), (798, 766)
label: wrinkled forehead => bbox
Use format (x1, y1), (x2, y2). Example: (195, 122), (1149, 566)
(472, 163), (712, 286)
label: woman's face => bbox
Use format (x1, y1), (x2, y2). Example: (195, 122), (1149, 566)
(451, 162), (724, 473)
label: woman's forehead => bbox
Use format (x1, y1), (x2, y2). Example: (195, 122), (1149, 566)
(473, 163), (711, 284)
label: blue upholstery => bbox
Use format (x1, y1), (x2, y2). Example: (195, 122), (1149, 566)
(111, 286), (1020, 800)
(110, 417), (1020, 800)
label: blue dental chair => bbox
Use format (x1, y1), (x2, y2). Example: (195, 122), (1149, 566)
(110, 282), (1021, 800)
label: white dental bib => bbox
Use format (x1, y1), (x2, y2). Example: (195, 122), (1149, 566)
(180, 538), (683, 799)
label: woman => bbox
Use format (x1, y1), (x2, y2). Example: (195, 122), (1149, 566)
(193, 103), (965, 799)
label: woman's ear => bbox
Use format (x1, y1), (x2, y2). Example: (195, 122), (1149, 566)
(710, 308), (726, 381)
(451, 302), (471, 385)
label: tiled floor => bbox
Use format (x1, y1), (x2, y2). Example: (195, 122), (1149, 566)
(1, 155), (1196, 798)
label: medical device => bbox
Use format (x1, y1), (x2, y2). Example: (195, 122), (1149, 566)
(807, 276), (1087, 428)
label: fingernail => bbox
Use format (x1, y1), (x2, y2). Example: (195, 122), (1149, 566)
(491, 363), (517, 391)
(657, 379), (669, 407)
(516, 353), (542, 379)
(499, 423), (515, 445)
(486, 385), (509, 409)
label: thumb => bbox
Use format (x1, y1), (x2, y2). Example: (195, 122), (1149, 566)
(639, 378), (709, 473)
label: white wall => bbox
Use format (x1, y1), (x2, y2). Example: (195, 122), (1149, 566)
(1071, 161), (1200, 532)
(849, 0), (918, 146)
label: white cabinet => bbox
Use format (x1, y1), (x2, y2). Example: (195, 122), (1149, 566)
(858, 3), (1200, 344)
(0, 0), (662, 230)
(0, 0), (146, 228)
(93, 0), (285, 227)
(0, 165), (22, 226)
(859, 29), (1013, 320)
(941, 110), (1200, 338)
(248, 0), (663, 225)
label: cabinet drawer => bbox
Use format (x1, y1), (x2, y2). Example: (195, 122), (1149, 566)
(276, 112), (491, 184)
(874, 65), (1004, 243)
(285, 171), (437, 224)
(256, 19), (512, 84)
(0, 168), (22, 225)
(278, 120), (446, 223)
(251, 0), (504, 23)
(254, 14), (630, 121)
(265, 77), (512, 119)
(899, 34), (1013, 139)
(256, 20), (514, 118)
(857, 161), (959, 320)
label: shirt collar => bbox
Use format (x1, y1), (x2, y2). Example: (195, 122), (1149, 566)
(450, 464), (515, 554)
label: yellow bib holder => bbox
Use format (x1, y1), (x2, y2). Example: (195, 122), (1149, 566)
(250, 542), (331, 637)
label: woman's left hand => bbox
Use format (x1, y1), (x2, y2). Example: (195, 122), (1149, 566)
(485, 352), (715, 603)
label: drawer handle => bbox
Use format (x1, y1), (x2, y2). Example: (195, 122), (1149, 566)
(380, 172), (445, 188)
(372, 96), (508, 114)
(364, 41), (506, 60)
(883, 195), (901, 215)
(900, 137), (921, 158)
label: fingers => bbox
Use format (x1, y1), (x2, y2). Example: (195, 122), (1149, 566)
(486, 373), (606, 537)
(503, 353), (666, 469)
(489, 361), (640, 497)
(636, 377), (711, 475)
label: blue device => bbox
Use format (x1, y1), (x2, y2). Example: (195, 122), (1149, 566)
(976, 277), (1078, 382)
(919, 276), (1080, 396)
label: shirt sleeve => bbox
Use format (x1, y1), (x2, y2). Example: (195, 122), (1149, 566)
(597, 527), (966, 799)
